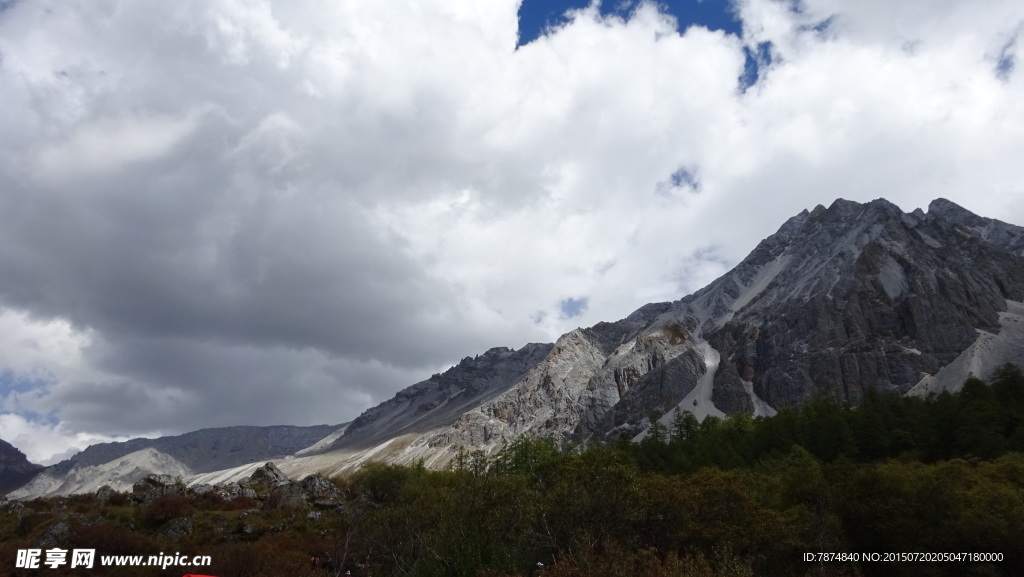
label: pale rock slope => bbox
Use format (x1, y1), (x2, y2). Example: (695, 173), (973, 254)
(9, 448), (190, 498)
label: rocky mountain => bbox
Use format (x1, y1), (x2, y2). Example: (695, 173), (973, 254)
(698, 198), (1024, 412)
(358, 199), (1022, 444)
(0, 438), (43, 495)
(337, 344), (555, 451)
(187, 197), (1024, 485)
(13, 197), (1024, 496)
(9, 424), (340, 499)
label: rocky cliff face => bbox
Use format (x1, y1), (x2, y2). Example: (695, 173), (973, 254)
(0, 438), (43, 494)
(703, 198), (1024, 413)
(335, 343), (554, 450)
(303, 301), (697, 467)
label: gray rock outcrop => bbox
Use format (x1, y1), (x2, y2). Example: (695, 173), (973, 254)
(265, 475), (342, 510)
(131, 473), (185, 504)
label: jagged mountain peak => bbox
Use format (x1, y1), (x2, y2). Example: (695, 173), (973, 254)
(688, 197), (1019, 323)
(679, 198), (917, 332)
(924, 197), (1024, 256)
(927, 197), (973, 219)
(693, 197), (1024, 413)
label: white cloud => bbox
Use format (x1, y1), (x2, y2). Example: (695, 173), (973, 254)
(28, 112), (200, 184)
(0, 309), (96, 392)
(0, 412), (135, 465)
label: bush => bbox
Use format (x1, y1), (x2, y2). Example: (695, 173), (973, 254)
(140, 493), (193, 526)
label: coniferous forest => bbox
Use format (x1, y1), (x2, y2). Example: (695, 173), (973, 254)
(3, 365), (1024, 577)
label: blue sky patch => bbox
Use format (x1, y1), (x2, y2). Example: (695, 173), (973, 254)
(739, 41), (773, 92)
(805, 15), (835, 35)
(656, 166), (700, 197)
(0, 370), (49, 395)
(559, 296), (589, 318)
(517, 0), (742, 47)
(517, 1), (774, 91)
(670, 167), (699, 189)
(996, 39), (1016, 80)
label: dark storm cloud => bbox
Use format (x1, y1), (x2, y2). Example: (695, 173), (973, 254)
(0, 127), (486, 368)
(46, 335), (406, 434)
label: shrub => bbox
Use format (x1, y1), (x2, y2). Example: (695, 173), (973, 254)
(140, 493), (193, 526)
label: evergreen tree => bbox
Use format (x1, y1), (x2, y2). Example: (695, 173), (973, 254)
(671, 409), (700, 442)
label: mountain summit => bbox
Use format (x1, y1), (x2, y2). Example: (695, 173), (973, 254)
(693, 198), (1024, 412)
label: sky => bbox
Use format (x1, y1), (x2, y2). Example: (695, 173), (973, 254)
(1, 0), (1023, 464)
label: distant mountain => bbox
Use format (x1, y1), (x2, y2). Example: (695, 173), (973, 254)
(10, 424), (340, 499)
(0, 438), (43, 495)
(10, 448), (191, 497)
(15, 198), (1024, 497)
(54, 424), (341, 472)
